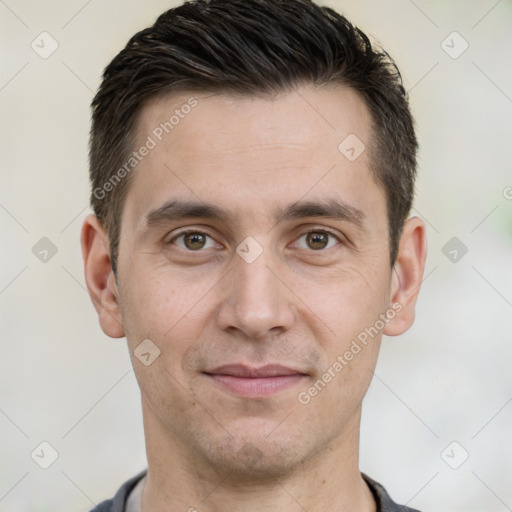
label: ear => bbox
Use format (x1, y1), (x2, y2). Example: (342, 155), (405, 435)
(383, 216), (427, 336)
(81, 214), (125, 338)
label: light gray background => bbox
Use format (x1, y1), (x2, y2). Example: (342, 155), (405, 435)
(1, 1), (511, 511)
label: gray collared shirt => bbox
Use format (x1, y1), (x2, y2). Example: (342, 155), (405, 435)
(90, 469), (422, 512)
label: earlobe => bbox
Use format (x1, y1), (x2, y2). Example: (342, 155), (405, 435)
(81, 214), (125, 339)
(383, 216), (427, 337)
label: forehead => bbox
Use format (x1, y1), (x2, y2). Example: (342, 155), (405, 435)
(123, 84), (381, 230)
(138, 84), (371, 154)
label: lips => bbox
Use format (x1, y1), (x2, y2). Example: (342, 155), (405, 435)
(204, 364), (307, 398)
(205, 364), (305, 378)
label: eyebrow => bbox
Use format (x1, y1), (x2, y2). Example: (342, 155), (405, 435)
(144, 200), (233, 229)
(273, 198), (365, 227)
(143, 197), (366, 231)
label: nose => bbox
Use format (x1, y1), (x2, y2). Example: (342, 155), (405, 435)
(216, 248), (296, 340)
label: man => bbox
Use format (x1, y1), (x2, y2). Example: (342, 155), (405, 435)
(81, 0), (427, 510)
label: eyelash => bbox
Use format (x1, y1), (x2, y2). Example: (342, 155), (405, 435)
(168, 228), (342, 252)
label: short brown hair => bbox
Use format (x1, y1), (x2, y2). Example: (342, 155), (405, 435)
(89, 0), (417, 273)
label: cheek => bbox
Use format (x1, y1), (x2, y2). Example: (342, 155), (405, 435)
(119, 263), (217, 354)
(119, 266), (216, 410)
(297, 268), (386, 419)
(312, 265), (389, 403)
(296, 261), (391, 345)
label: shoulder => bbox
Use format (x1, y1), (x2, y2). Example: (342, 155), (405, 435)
(88, 470), (148, 512)
(88, 499), (114, 512)
(362, 473), (423, 512)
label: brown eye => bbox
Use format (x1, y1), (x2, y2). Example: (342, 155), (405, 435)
(184, 232), (207, 250)
(295, 230), (339, 251)
(171, 231), (217, 251)
(305, 232), (329, 250)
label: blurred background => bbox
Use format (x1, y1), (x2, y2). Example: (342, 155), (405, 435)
(1, 0), (511, 510)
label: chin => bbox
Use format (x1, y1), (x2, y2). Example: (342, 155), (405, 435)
(189, 422), (321, 481)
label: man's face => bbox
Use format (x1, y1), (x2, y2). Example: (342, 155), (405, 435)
(115, 85), (395, 474)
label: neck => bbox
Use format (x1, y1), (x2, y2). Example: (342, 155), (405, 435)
(140, 395), (376, 512)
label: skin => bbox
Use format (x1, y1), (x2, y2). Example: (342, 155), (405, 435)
(82, 84), (426, 511)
